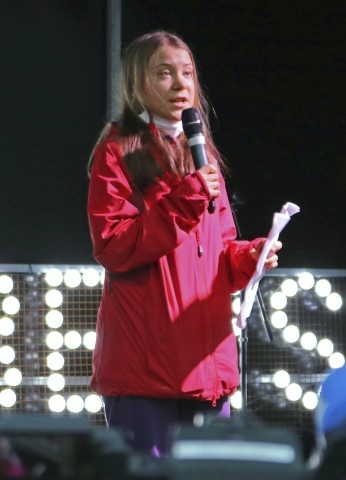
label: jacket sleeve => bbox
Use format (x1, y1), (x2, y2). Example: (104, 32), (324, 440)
(87, 141), (211, 273)
(218, 174), (264, 293)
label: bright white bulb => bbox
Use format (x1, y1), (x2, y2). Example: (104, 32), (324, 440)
(84, 394), (103, 413)
(45, 289), (63, 308)
(46, 352), (65, 371)
(66, 395), (84, 413)
(302, 391), (318, 410)
(0, 345), (15, 365)
(285, 383), (302, 401)
(0, 388), (16, 408)
(315, 279), (332, 298)
(4, 368), (22, 386)
(82, 268), (100, 287)
(48, 394), (66, 413)
(64, 331), (82, 350)
(300, 332), (317, 351)
(47, 373), (65, 392)
(232, 297), (241, 315)
(45, 310), (64, 329)
(270, 311), (288, 329)
(325, 292), (342, 311)
(281, 279), (298, 297)
(298, 272), (315, 290)
(45, 269), (64, 287)
(2, 296), (20, 315)
(0, 275), (14, 294)
(231, 318), (241, 337)
(328, 352), (345, 369)
(317, 338), (334, 357)
(230, 391), (242, 410)
(283, 325), (300, 343)
(64, 270), (82, 288)
(0, 317), (15, 336)
(46, 331), (64, 350)
(83, 331), (97, 350)
(270, 292), (287, 310)
(100, 271), (105, 285)
(273, 370), (291, 389)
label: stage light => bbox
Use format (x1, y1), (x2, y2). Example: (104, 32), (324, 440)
(0, 316), (15, 336)
(325, 292), (342, 311)
(0, 275), (14, 294)
(273, 370), (291, 389)
(328, 352), (345, 369)
(64, 269), (82, 288)
(302, 391), (318, 410)
(66, 395), (84, 413)
(82, 268), (100, 287)
(0, 345), (15, 364)
(230, 390), (242, 410)
(317, 338), (334, 357)
(84, 394), (103, 413)
(46, 352), (65, 371)
(45, 289), (63, 308)
(232, 296), (241, 315)
(47, 373), (65, 392)
(48, 394), (66, 413)
(0, 388), (16, 408)
(298, 272), (315, 290)
(270, 311), (288, 329)
(232, 317), (242, 337)
(285, 383), (303, 402)
(45, 309), (64, 329)
(2, 295), (20, 315)
(283, 325), (300, 343)
(4, 368), (22, 387)
(315, 279), (332, 297)
(281, 278), (298, 297)
(192, 412), (205, 428)
(64, 331), (82, 349)
(270, 291), (287, 310)
(45, 268), (64, 287)
(46, 331), (64, 350)
(83, 331), (96, 350)
(300, 332), (317, 351)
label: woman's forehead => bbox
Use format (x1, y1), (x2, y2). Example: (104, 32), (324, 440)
(149, 46), (193, 68)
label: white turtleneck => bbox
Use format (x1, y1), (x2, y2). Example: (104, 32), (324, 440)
(139, 111), (183, 138)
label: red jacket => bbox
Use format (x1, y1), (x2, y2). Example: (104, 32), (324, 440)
(87, 123), (261, 403)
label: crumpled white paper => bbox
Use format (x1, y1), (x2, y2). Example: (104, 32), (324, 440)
(237, 202), (300, 329)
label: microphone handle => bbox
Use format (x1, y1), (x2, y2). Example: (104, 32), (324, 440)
(208, 198), (216, 214)
(190, 143), (215, 214)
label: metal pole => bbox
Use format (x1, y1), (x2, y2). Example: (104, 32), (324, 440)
(106, 0), (121, 122)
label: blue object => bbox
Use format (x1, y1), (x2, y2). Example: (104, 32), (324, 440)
(316, 365), (346, 436)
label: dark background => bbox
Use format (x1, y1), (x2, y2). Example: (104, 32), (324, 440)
(1, 0), (345, 268)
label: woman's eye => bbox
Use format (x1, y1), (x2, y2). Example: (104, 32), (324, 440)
(184, 71), (192, 76)
(159, 70), (171, 77)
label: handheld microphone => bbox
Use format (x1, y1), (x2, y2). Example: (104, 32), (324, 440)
(182, 108), (215, 213)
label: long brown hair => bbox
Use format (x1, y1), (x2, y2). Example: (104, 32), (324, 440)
(88, 31), (225, 191)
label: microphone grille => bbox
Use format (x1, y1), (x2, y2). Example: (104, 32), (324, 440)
(182, 108), (203, 137)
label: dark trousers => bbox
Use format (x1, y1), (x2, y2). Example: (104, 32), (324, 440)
(103, 395), (230, 457)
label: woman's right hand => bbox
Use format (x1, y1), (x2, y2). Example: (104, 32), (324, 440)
(198, 164), (221, 199)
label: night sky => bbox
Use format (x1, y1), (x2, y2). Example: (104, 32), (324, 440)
(1, 0), (346, 269)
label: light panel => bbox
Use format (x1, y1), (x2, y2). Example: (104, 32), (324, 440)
(0, 265), (344, 441)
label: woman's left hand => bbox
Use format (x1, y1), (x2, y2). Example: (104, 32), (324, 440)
(250, 240), (283, 270)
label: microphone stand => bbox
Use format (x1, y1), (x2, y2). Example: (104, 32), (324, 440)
(230, 192), (273, 413)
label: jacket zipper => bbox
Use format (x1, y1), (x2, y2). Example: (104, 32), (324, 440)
(194, 227), (218, 406)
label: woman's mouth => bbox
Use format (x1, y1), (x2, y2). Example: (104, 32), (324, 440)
(170, 97), (188, 108)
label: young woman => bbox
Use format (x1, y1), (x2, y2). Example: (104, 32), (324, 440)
(87, 31), (281, 457)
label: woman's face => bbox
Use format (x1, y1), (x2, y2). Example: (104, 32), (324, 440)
(145, 46), (196, 121)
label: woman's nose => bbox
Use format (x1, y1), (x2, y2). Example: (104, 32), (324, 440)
(172, 73), (187, 89)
